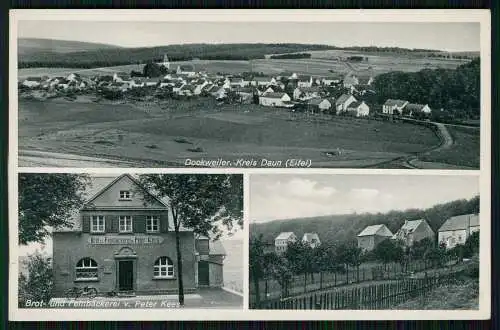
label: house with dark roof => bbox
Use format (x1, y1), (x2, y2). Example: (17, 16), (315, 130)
(391, 219), (435, 247)
(403, 103), (432, 117)
(302, 233), (321, 248)
(251, 76), (276, 87)
(335, 94), (357, 114)
(438, 213), (479, 249)
(382, 99), (409, 115)
(357, 224), (393, 252)
(307, 98), (332, 113)
(346, 100), (370, 117)
(259, 92), (292, 107)
(52, 174), (225, 297)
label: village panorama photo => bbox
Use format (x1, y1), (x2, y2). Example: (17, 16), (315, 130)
(15, 15), (482, 169)
(15, 173), (244, 309)
(249, 174), (484, 310)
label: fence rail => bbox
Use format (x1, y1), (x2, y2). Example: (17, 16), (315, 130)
(252, 270), (462, 310)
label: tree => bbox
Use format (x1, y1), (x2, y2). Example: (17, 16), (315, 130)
(463, 231), (480, 258)
(373, 239), (405, 269)
(139, 174), (243, 306)
(143, 61), (167, 78)
(18, 252), (53, 307)
(18, 174), (89, 245)
(249, 235), (266, 306)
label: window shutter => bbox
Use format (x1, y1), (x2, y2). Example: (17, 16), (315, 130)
(133, 215), (146, 233)
(105, 216), (112, 233)
(82, 215), (90, 233)
(160, 212), (169, 233)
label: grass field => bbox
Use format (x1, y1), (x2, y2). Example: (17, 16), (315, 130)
(18, 98), (441, 168)
(419, 125), (480, 168)
(18, 49), (469, 80)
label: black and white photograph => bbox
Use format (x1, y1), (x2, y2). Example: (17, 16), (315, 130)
(15, 15), (484, 169)
(249, 174), (485, 310)
(16, 173), (243, 309)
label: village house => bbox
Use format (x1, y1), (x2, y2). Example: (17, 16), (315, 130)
(259, 92), (292, 107)
(227, 77), (250, 88)
(357, 224), (393, 252)
(297, 75), (314, 88)
(343, 73), (359, 88)
(177, 84), (196, 96)
(382, 99), (409, 115)
(346, 101), (370, 117)
(143, 78), (160, 87)
(438, 213), (479, 249)
(357, 75), (374, 86)
(21, 76), (44, 88)
(251, 76), (276, 87)
(258, 86), (275, 96)
(403, 103), (432, 117)
(335, 94), (357, 114)
(113, 72), (131, 83)
(307, 98), (332, 113)
(302, 233), (321, 248)
(293, 86), (322, 101)
(391, 219), (435, 247)
(275, 232), (297, 254)
(322, 75), (343, 86)
(193, 80), (210, 95)
(234, 87), (255, 102)
(176, 65), (197, 77)
(52, 174), (226, 296)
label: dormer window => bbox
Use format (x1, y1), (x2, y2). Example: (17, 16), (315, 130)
(119, 190), (131, 200)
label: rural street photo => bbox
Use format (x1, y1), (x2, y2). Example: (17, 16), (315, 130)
(249, 174), (482, 310)
(16, 173), (243, 309)
(16, 19), (481, 169)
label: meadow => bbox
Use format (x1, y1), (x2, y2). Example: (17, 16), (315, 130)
(18, 98), (440, 168)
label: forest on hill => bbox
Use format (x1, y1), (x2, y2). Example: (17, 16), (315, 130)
(250, 196), (479, 244)
(372, 58), (480, 120)
(18, 43), (336, 68)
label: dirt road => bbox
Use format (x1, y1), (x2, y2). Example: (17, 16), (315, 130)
(19, 149), (146, 168)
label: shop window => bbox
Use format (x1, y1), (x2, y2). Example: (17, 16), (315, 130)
(75, 258), (98, 281)
(146, 215), (160, 233)
(154, 257), (174, 278)
(119, 190), (131, 200)
(91, 215), (105, 233)
(119, 216), (133, 233)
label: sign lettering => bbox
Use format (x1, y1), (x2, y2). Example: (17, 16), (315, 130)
(88, 235), (164, 245)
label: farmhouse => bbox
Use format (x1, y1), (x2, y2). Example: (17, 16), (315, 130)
(294, 86), (322, 101)
(52, 174), (226, 296)
(307, 98), (332, 113)
(357, 224), (393, 252)
(343, 73), (359, 88)
(302, 233), (321, 248)
(297, 75), (314, 88)
(391, 219), (435, 247)
(346, 101), (370, 117)
(259, 92), (292, 107)
(252, 76), (275, 87)
(275, 232), (297, 254)
(176, 65), (197, 77)
(403, 103), (432, 117)
(438, 213), (479, 249)
(382, 99), (409, 115)
(321, 75), (343, 86)
(335, 94), (357, 114)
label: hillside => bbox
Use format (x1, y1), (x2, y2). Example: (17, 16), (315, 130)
(18, 38), (122, 56)
(250, 196), (479, 244)
(18, 43), (337, 68)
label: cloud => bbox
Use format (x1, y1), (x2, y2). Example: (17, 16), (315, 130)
(349, 188), (380, 199)
(267, 178), (337, 199)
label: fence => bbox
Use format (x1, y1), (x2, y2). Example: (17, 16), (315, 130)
(252, 256), (458, 302)
(252, 270), (462, 310)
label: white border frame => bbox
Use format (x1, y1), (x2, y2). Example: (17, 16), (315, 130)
(9, 9), (491, 321)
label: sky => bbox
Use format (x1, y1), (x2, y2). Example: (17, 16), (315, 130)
(17, 21), (480, 52)
(250, 174), (479, 223)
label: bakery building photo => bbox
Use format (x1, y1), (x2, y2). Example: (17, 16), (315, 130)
(18, 173), (244, 308)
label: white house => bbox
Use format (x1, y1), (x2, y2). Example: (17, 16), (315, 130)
(322, 76), (343, 86)
(113, 72), (131, 83)
(335, 94), (357, 114)
(259, 92), (292, 107)
(346, 101), (370, 117)
(382, 99), (409, 115)
(297, 75), (313, 88)
(252, 76), (275, 86)
(302, 233), (321, 248)
(176, 65), (197, 77)
(21, 77), (43, 88)
(275, 232), (297, 253)
(438, 213), (479, 249)
(143, 78), (160, 87)
(193, 81), (210, 95)
(343, 73), (359, 88)
(294, 87), (321, 101)
(357, 224), (393, 252)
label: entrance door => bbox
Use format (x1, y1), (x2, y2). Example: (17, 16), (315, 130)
(198, 261), (210, 286)
(118, 260), (134, 291)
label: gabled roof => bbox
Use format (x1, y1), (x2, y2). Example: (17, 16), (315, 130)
(392, 219), (431, 239)
(384, 99), (408, 107)
(405, 103), (429, 112)
(83, 174), (167, 209)
(275, 232), (295, 240)
(336, 93), (355, 105)
(438, 214), (479, 232)
(302, 233), (320, 242)
(357, 224), (393, 237)
(347, 101), (366, 109)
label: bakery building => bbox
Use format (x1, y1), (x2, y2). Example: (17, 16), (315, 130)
(52, 174), (226, 296)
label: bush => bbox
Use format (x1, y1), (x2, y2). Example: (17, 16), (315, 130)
(18, 252), (53, 307)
